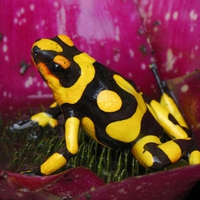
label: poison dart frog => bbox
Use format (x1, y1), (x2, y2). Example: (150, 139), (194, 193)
(13, 35), (200, 175)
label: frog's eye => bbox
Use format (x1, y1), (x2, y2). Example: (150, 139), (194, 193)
(48, 61), (65, 77)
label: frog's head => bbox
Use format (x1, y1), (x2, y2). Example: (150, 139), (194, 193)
(31, 35), (82, 88)
(31, 35), (96, 105)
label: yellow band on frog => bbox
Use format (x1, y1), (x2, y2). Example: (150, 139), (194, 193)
(150, 100), (188, 139)
(65, 117), (80, 154)
(31, 112), (58, 128)
(160, 93), (188, 128)
(48, 53), (95, 105)
(158, 141), (182, 163)
(106, 75), (146, 143)
(58, 35), (74, 47)
(33, 39), (63, 52)
(189, 150), (200, 165)
(81, 117), (106, 147)
(41, 153), (67, 175)
(50, 102), (58, 108)
(106, 110), (143, 143)
(113, 74), (136, 95)
(81, 117), (96, 140)
(132, 135), (161, 168)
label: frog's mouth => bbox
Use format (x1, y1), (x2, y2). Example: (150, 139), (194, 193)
(31, 46), (53, 65)
(31, 45), (57, 82)
(38, 69), (47, 83)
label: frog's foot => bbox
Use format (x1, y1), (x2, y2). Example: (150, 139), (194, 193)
(131, 135), (195, 169)
(31, 112), (58, 128)
(21, 168), (43, 176)
(9, 119), (38, 133)
(9, 111), (58, 133)
(189, 150), (200, 165)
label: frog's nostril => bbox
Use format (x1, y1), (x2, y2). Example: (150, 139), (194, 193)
(31, 46), (43, 63)
(31, 47), (37, 58)
(32, 45), (40, 53)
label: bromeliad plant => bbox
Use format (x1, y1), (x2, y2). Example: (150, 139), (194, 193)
(2, 124), (147, 182)
(1, 0), (200, 199)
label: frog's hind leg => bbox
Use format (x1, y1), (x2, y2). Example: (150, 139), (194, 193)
(130, 63), (200, 169)
(148, 98), (200, 166)
(131, 135), (197, 169)
(137, 93), (200, 169)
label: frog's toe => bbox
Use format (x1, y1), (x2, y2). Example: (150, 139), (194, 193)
(21, 168), (43, 176)
(9, 119), (38, 133)
(189, 150), (200, 165)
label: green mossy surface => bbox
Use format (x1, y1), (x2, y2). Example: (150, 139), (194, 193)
(0, 115), (188, 183)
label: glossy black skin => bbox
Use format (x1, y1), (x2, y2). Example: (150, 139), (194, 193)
(11, 35), (200, 175)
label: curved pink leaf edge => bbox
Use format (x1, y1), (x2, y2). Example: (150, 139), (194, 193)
(76, 164), (200, 200)
(1, 165), (200, 199)
(0, 167), (104, 199)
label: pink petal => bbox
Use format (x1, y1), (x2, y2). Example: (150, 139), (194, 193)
(139, 0), (200, 80)
(167, 70), (200, 144)
(0, 0), (155, 122)
(76, 165), (200, 200)
(0, 167), (104, 199)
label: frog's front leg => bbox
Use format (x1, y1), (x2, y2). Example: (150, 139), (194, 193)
(31, 102), (61, 128)
(10, 102), (61, 134)
(37, 105), (81, 175)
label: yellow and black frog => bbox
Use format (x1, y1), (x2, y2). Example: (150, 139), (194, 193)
(11, 35), (200, 175)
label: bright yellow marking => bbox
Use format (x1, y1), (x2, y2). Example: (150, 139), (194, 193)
(58, 35), (74, 47)
(150, 100), (188, 139)
(158, 141), (182, 163)
(31, 112), (58, 128)
(53, 55), (71, 69)
(160, 93), (188, 128)
(81, 117), (97, 141)
(113, 74), (137, 95)
(38, 53), (95, 105)
(106, 109), (144, 143)
(65, 117), (80, 154)
(146, 103), (157, 120)
(50, 102), (57, 108)
(140, 92), (156, 119)
(106, 74), (146, 142)
(189, 150), (200, 165)
(48, 118), (58, 128)
(41, 153), (67, 175)
(33, 39), (63, 52)
(132, 135), (161, 168)
(97, 90), (122, 112)
(81, 117), (96, 139)
(81, 117), (109, 147)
